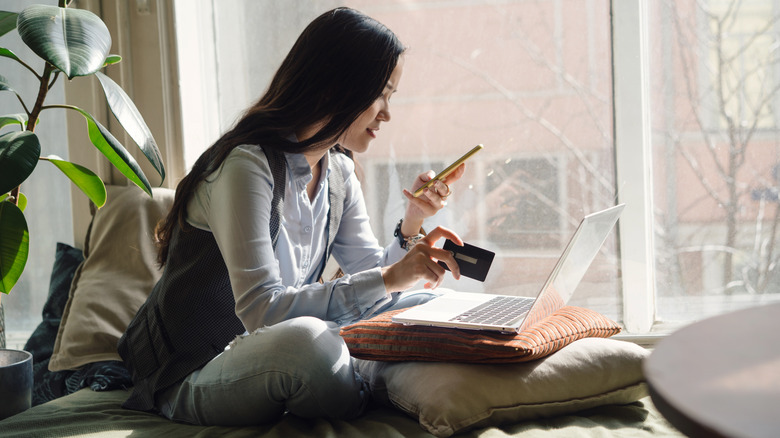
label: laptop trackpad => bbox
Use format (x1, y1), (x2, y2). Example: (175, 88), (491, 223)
(394, 290), (491, 323)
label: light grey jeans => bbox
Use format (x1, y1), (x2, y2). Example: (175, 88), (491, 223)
(155, 290), (437, 426)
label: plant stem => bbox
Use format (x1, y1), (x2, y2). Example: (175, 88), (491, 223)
(11, 64), (54, 206)
(40, 104), (79, 111)
(48, 71), (60, 90)
(9, 187), (19, 206)
(14, 93), (30, 115)
(27, 63), (54, 134)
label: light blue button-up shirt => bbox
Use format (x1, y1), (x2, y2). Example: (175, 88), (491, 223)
(186, 144), (406, 330)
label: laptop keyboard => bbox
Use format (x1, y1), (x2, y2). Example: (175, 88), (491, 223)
(449, 296), (535, 326)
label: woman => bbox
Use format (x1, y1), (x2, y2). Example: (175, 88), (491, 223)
(118, 7), (464, 426)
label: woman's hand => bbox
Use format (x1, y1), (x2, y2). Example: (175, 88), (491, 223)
(398, 163), (466, 237)
(382, 226), (464, 292)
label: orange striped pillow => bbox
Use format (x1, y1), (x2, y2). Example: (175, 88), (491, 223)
(340, 306), (621, 363)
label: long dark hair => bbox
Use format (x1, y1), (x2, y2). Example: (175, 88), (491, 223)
(156, 7), (406, 265)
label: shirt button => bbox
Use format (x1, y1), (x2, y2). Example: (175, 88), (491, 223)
(304, 226), (312, 233)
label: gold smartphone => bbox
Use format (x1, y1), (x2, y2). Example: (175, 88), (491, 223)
(413, 144), (483, 197)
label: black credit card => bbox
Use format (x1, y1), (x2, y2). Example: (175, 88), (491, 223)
(437, 239), (495, 282)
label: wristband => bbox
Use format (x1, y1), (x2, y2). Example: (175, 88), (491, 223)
(394, 219), (425, 250)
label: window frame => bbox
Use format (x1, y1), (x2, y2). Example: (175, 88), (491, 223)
(612, 0), (657, 334)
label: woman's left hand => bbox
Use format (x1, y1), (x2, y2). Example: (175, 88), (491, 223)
(402, 163), (466, 222)
(382, 226), (464, 292)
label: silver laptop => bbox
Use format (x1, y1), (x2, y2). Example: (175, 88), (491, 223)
(392, 204), (625, 333)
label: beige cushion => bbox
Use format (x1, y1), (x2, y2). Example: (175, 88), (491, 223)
(356, 337), (649, 437)
(49, 185), (174, 371)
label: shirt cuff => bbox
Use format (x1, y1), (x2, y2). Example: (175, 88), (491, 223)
(337, 267), (391, 326)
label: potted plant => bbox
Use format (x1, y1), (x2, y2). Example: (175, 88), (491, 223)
(0, 0), (164, 352)
(0, 1), (163, 294)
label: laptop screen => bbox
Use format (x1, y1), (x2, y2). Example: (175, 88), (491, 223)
(520, 204), (624, 330)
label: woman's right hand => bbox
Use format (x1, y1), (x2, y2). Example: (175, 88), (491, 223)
(381, 226), (464, 292)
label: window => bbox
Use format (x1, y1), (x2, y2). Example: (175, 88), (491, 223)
(176, 0), (621, 320)
(706, 0), (779, 130)
(481, 155), (565, 252)
(648, 0), (780, 325)
(325, 0), (621, 320)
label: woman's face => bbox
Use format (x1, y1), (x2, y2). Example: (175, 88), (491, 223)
(340, 55), (405, 154)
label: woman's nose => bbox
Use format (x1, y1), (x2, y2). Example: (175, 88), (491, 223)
(378, 103), (391, 122)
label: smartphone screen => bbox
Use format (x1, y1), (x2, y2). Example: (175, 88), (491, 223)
(413, 144), (483, 197)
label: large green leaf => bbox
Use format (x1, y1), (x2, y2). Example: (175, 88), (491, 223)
(70, 107), (152, 196)
(96, 72), (165, 182)
(0, 11), (17, 38)
(0, 200), (28, 294)
(0, 130), (41, 195)
(46, 155), (106, 208)
(16, 5), (111, 79)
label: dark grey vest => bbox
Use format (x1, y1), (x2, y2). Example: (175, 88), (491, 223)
(118, 148), (347, 412)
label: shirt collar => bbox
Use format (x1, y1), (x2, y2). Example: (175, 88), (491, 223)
(283, 134), (332, 185)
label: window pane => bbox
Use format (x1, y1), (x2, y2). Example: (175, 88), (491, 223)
(200, 1), (619, 320)
(347, 1), (619, 319)
(649, 0), (780, 322)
